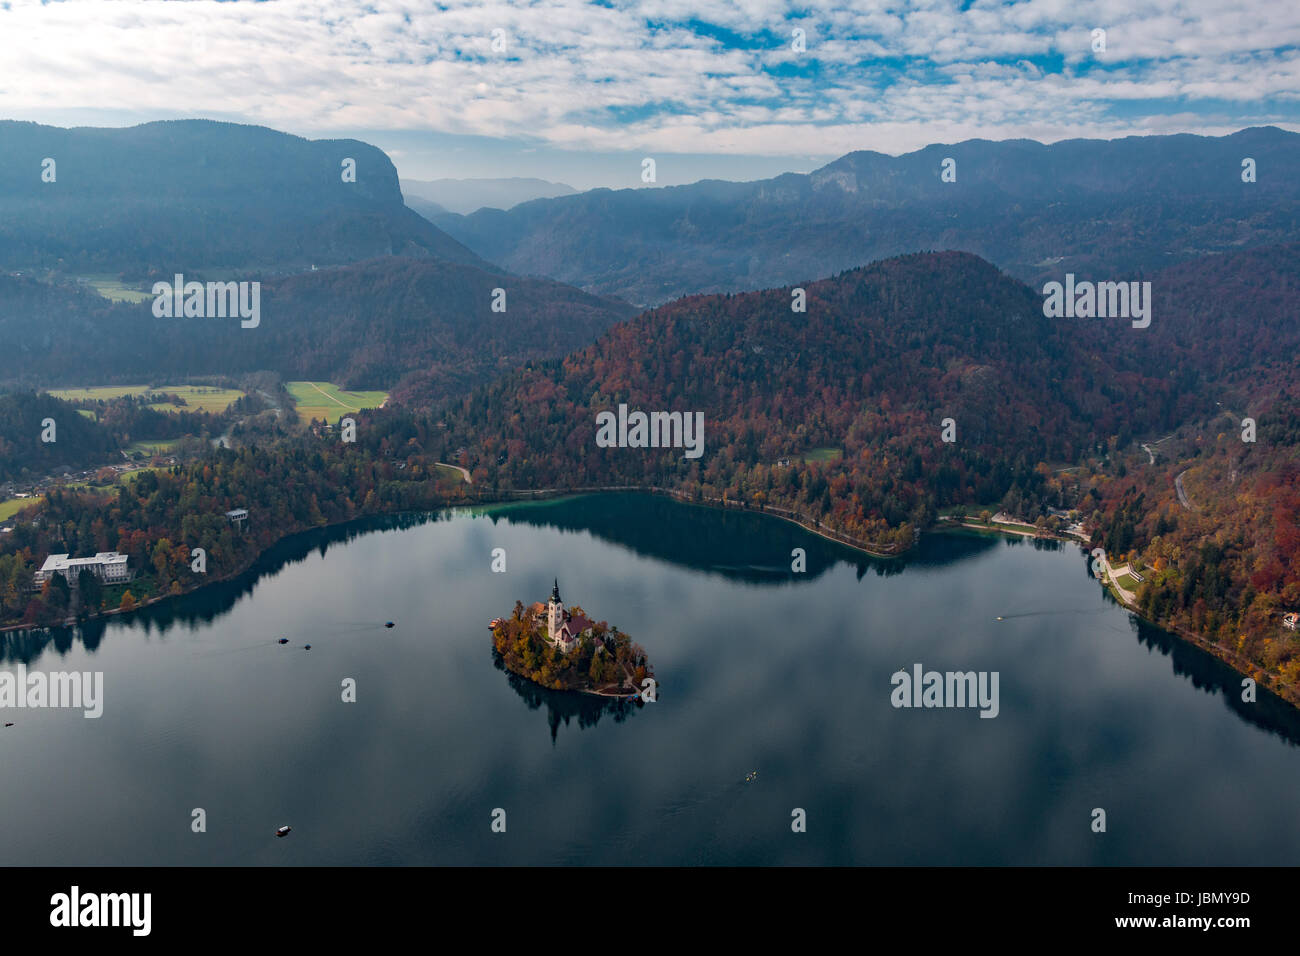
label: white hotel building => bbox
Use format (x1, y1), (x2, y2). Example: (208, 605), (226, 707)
(33, 552), (132, 588)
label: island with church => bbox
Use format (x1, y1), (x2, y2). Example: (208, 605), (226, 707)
(490, 580), (655, 698)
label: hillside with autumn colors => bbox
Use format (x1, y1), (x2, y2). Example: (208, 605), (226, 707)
(1088, 387), (1300, 698)
(428, 250), (1184, 549)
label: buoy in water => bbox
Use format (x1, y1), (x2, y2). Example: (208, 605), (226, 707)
(276, 825), (292, 837)
(304, 644), (312, 650)
(278, 638), (289, 644)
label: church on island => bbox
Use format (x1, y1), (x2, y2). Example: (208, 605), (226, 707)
(527, 580), (595, 654)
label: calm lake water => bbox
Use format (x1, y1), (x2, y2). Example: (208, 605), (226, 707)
(3, 492), (1299, 865)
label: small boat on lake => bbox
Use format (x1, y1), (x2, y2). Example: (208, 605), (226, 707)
(276, 825), (292, 837)
(277, 638), (289, 644)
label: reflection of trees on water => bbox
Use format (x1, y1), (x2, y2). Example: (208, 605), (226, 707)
(484, 492), (969, 583)
(0, 511), (453, 666)
(1129, 615), (1300, 748)
(494, 652), (642, 744)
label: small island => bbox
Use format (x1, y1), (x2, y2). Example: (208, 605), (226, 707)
(490, 580), (655, 698)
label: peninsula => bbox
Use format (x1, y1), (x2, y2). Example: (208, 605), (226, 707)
(490, 580), (654, 698)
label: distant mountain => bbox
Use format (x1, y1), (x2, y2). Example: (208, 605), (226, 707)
(405, 196), (450, 220)
(0, 120), (488, 274)
(434, 127), (1300, 305)
(403, 177), (576, 215)
(0, 258), (635, 401)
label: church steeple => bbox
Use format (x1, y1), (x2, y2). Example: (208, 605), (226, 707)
(547, 579), (564, 643)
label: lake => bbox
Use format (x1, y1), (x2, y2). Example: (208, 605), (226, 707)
(3, 492), (1299, 865)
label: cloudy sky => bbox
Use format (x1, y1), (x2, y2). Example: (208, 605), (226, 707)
(0, 0), (1297, 188)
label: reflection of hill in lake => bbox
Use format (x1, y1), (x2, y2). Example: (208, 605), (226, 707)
(8, 493), (1299, 750)
(484, 492), (1002, 582)
(495, 653), (642, 743)
(0, 511), (450, 666)
(1129, 613), (1300, 748)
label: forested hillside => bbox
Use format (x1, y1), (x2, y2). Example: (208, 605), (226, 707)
(0, 257), (635, 396)
(0, 393), (120, 482)
(428, 251), (1187, 548)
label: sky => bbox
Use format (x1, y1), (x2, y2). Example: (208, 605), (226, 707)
(0, 0), (1297, 189)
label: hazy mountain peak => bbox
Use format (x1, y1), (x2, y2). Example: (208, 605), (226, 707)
(401, 176), (576, 214)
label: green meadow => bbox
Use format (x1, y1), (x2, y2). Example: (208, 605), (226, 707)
(287, 381), (388, 424)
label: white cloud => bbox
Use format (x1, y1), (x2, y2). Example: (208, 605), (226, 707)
(0, 0), (1295, 158)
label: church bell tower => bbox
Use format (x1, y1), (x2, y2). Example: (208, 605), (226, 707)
(547, 579), (564, 641)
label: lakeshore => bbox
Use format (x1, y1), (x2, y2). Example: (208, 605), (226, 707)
(4, 485), (1293, 713)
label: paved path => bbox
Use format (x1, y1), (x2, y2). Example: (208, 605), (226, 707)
(1099, 554), (1138, 605)
(1175, 470), (1195, 510)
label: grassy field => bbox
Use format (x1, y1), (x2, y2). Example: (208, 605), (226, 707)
(433, 463), (469, 483)
(802, 447), (843, 463)
(287, 381), (388, 424)
(124, 438), (182, 457)
(0, 497), (37, 521)
(49, 384), (244, 415)
(80, 275), (153, 304)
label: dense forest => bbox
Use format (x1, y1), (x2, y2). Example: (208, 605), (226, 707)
(0, 258), (633, 396)
(427, 251), (1189, 549)
(0, 393), (119, 482)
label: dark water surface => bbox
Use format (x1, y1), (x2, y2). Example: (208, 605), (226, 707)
(3, 493), (1298, 865)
